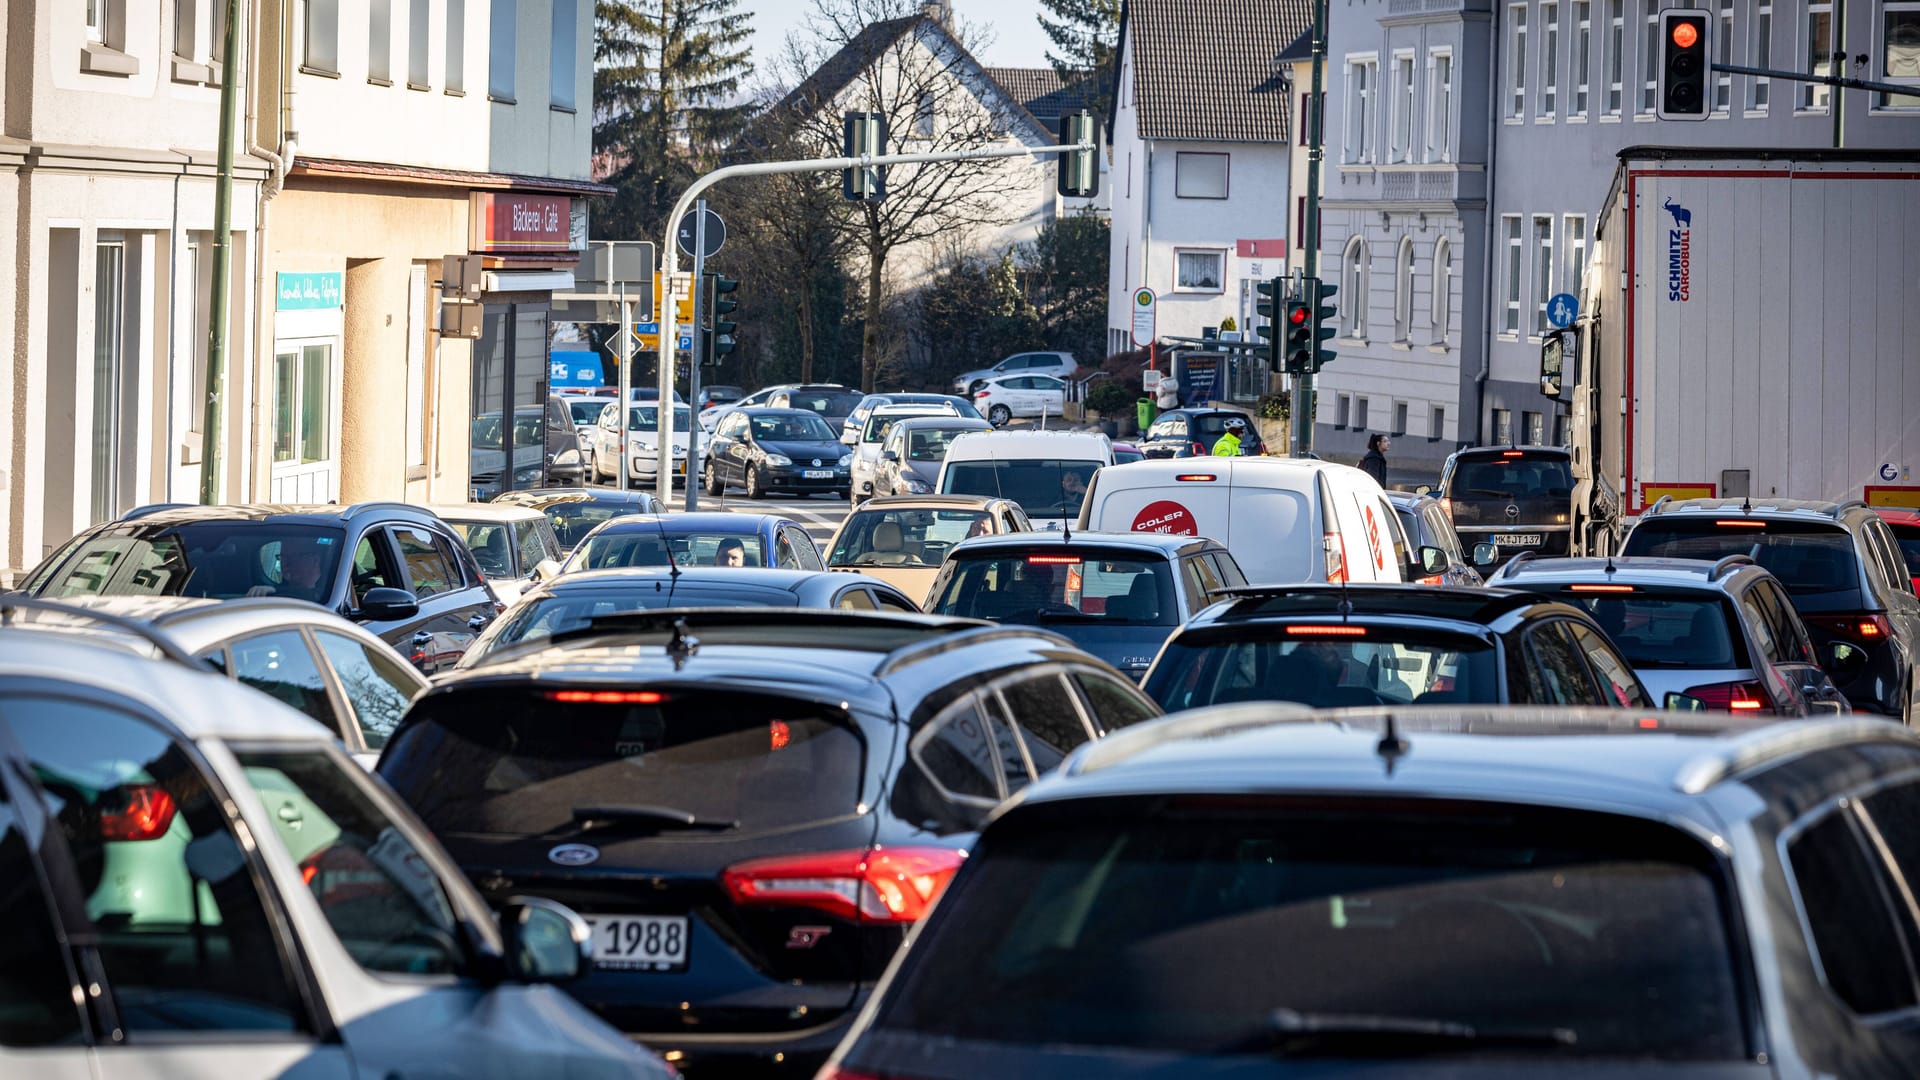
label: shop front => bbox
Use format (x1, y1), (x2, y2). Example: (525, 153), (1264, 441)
(268, 271), (345, 502)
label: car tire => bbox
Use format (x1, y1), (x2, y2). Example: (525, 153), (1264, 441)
(704, 459), (724, 496)
(745, 466), (766, 500)
(989, 404), (1012, 427)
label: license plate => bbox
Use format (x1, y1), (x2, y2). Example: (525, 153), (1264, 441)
(803, 469), (834, 479)
(1494, 533), (1543, 546)
(582, 914), (690, 971)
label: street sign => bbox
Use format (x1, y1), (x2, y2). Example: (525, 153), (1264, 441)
(1130, 287), (1157, 348)
(629, 323), (693, 351)
(676, 209), (726, 259)
(1546, 292), (1579, 329)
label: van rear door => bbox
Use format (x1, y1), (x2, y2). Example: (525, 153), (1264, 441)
(1084, 467), (1233, 545)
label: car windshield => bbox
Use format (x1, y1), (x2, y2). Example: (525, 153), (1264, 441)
(467, 583), (799, 662)
(378, 688), (864, 837)
(907, 426), (978, 462)
(943, 459), (1101, 519)
(569, 530), (766, 570)
(865, 410), (949, 442)
(446, 521), (518, 579)
(1143, 631), (1499, 710)
(1622, 520), (1863, 612)
(787, 391), (863, 416)
(929, 553), (1177, 626)
(36, 522), (347, 602)
(1449, 454), (1575, 499)
(876, 801), (1747, 1061)
(626, 405), (694, 433)
(568, 399), (611, 425)
(752, 413), (839, 441)
(1556, 592), (1745, 668)
(829, 509), (990, 568)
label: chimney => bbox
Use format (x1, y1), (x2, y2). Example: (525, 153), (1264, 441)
(921, 0), (953, 28)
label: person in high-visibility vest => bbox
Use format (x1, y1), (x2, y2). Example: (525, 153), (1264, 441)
(1212, 416), (1249, 457)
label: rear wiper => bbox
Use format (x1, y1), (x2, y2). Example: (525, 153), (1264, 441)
(569, 804), (737, 833)
(1255, 1009), (1576, 1057)
(1466, 489), (1517, 498)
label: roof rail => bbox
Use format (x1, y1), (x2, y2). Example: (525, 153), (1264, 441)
(1833, 499), (1870, 519)
(1671, 719), (1920, 795)
(1706, 553), (1756, 582)
(0, 597), (212, 669)
(1644, 495), (1674, 516)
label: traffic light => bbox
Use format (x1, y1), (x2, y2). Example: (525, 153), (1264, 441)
(1255, 277), (1285, 371)
(843, 112), (887, 202)
(1657, 10), (1710, 120)
(1284, 293), (1314, 373)
(702, 273), (738, 365)
(1057, 110), (1098, 197)
(1310, 278), (1339, 372)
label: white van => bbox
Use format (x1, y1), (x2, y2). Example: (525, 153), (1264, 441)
(1077, 456), (1413, 584)
(937, 429), (1114, 529)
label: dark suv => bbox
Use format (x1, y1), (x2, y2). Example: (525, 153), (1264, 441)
(16, 503), (500, 673)
(1438, 445), (1575, 562)
(824, 706), (1920, 1078)
(376, 609), (1160, 1074)
(1624, 498), (1920, 721)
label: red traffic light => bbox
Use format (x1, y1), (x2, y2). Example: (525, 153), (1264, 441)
(1670, 21), (1699, 48)
(1288, 305), (1310, 325)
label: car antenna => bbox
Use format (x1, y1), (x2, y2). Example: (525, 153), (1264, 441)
(650, 508), (681, 580)
(1375, 713), (1410, 777)
(1741, 494), (1752, 514)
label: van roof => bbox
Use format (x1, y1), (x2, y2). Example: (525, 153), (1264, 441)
(1094, 456), (1371, 483)
(948, 429), (1111, 448)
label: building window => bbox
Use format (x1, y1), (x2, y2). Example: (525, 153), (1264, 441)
(1532, 215), (1555, 335)
(1606, 0), (1625, 113)
(1564, 214), (1588, 298)
(1492, 408), (1514, 444)
(1804, 0), (1832, 109)
(1393, 236), (1415, 343)
(1427, 49), (1454, 160)
(407, 264), (432, 469)
(1541, 0), (1560, 118)
(172, 0), (227, 80)
(488, 0), (515, 101)
(1642, 0), (1661, 111)
(1573, 0), (1592, 114)
(92, 238), (129, 523)
(408, 0), (429, 87)
(1747, 0), (1771, 109)
(1297, 196), (1307, 249)
(1300, 92), (1312, 142)
(1431, 236), (1452, 344)
(1431, 405), (1446, 441)
(1524, 410), (1545, 444)
(1342, 235), (1370, 340)
(1336, 394), (1352, 428)
(368, 0), (391, 84)
(914, 91), (935, 136)
(1354, 397), (1371, 433)
(1877, 0), (1920, 106)
(1711, 0), (1734, 111)
(305, 0), (340, 74)
(1174, 249), (1226, 292)
(1344, 57), (1378, 162)
(446, 0), (465, 93)
(273, 344), (333, 466)
(550, 0), (576, 109)
(1174, 152), (1230, 198)
(1508, 4), (1529, 119)
(1502, 215), (1523, 335)
(1393, 401), (1410, 436)
(87, 0), (106, 41)
(1390, 51), (1416, 162)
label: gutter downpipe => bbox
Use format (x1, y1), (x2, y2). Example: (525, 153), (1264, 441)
(1473, 3), (1501, 447)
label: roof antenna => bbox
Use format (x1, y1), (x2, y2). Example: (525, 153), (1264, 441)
(1055, 455), (1074, 542)
(1741, 494), (1752, 514)
(1605, 548), (1617, 574)
(650, 505), (681, 580)
(1375, 713), (1410, 777)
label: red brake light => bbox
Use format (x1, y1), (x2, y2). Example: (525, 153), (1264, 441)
(815, 1069), (891, 1080)
(1174, 474), (1217, 482)
(769, 720), (791, 751)
(1714, 519), (1768, 528)
(99, 784), (177, 842)
(1569, 583), (1636, 593)
(1286, 624), (1368, 637)
(1501, 450), (1525, 458)
(1027, 554), (1082, 565)
(722, 846), (966, 924)
(1683, 680), (1770, 712)
(1416, 574), (1446, 585)
(1807, 614), (1893, 643)
(544, 690), (666, 704)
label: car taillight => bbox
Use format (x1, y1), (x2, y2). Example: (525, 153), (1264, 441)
(1683, 680), (1770, 712)
(1806, 614), (1893, 644)
(99, 784), (177, 842)
(722, 846), (965, 924)
(1323, 529), (1348, 584)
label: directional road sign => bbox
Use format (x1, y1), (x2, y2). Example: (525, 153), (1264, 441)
(631, 322), (694, 351)
(675, 208), (726, 259)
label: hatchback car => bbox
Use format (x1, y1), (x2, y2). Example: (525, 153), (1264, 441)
(489, 486), (665, 554)
(0, 600), (673, 1080)
(951, 350), (1078, 395)
(433, 502), (565, 606)
(18, 503), (500, 674)
(851, 403), (962, 505)
(1139, 407), (1270, 458)
(824, 495), (1032, 606)
(1437, 445), (1576, 561)
(1490, 554), (1850, 715)
(1388, 490), (1497, 585)
(824, 705), (1920, 1077)
(376, 610), (1161, 1073)
(840, 393), (983, 444)
(586, 400), (701, 487)
(560, 512), (826, 573)
(458, 568), (922, 667)
(703, 407), (853, 498)
(925, 531), (1247, 681)
(870, 416), (994, 498)
(1624, 498), (1920, 720)
(973, 373), (1067, 427)
(1143, 584), (1654, 712)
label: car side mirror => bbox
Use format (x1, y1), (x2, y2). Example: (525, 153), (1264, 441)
(1539, 329), (1567, 399)
(1826, 641), (1869, 679)
(1471, 543), (1499, 569)
(1418, 545), (1449, 576)
(499, 896), (591, 984)
(531, 558), (561, 583)
(358, 587), (420, 621)
(882, 449), (899, 462)
(1664, 692), (1707, 712)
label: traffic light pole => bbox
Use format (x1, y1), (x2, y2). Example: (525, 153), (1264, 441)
(617, 279), (631, 493)
(1293, 0), (1328, 459)
(686, 201), (708, 511)
(650, 140), (1094, 505)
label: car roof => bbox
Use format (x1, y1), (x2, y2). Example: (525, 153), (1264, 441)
(884, 416), (989, 430)
(1193, 583), (1555, 629)
(1452, 444), (1570, 458)
(493, 487), (654, 506)
(428, 503), (548, 524)
(950, 530), (1221, 557)
(1492, 555), (1759, 589)
(1383, 490), (1438, 510)
(111, 502), (431, 527)
(536, 567), (842, 593)
(856, 494), (1015, 511)
(44, 595), (412, 659)
(580, 512), (789, 534)
(736, 407), (823, 419)
(949, 429), (1109, 447)
(1024, 705), (1917, 821)
(869, 403), (957, 417)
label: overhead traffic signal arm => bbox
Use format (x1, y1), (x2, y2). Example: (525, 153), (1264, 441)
(1657, 10), (1710, 120)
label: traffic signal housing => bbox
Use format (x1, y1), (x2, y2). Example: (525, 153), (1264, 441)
(1657, 10), (1710, 120)
(1310, 278), (1339, 373)
(843, 112), (887, 201)
(1057, 110), (1099, 197)
(702, 273), (738, 365)
(1255, 277), (1285, 371)
(1284, 293), (1313, 373)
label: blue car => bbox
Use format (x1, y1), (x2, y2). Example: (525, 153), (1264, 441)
(923, 530), (1247, 681)
(559, 511), (827, 573)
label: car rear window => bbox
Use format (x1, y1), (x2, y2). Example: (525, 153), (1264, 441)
(1446, 453), (1574, 500)
(535, 499), (652, 551)
(929, 553), (1177, 626)
(906, 425), (978, 462)
(1554, 591), (1747, 669)
(464, 584), (800, 663)
(1622, 520), (1863, 613)
(942, 459), (1101, 520)
(830, 509), (988, 568)
(1144, 629), (1499, 710)
(568, 398), (611, 425)
(788, 392), (863, 416)
(876, 799), (1748, 1061)
(36, 523), (347, 600)
(379, 688), (863, 837)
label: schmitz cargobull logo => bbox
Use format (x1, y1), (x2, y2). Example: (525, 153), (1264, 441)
(1664, 197), (1694, 302)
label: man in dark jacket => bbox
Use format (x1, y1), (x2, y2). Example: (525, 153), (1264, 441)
(1360, 434), (1390, 487)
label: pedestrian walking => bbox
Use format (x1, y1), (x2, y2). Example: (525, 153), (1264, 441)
(1360, 433), (1390, 487)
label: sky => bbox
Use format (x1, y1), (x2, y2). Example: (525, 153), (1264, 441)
(742, 0), (1056, 78)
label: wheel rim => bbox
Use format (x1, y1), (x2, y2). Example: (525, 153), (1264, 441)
(991, 406), (1010, 426)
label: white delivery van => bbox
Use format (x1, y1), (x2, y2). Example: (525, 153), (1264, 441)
(938, 430), (1114, 530)
(1077, 457), (1412, 584)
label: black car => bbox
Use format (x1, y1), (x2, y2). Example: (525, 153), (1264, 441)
(1437, 445), (1575, 562)
(1623, 497), (1920, 721)
(1142, 584), (1655, 712)
(924, 531), (1247, 682)
(489, 486), (665, 554)
(17, 503), (501, 674)
(458, 568), (922, 667)
(1387, 490), (1497, 585)
(376, 609), (1161, 1074)
(704, 408), (852, 498)
(1138, 407), (1268, 458)
(825, 706), (1920, 1078)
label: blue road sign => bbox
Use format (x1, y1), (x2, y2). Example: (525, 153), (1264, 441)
(1546, 293), (1579, 329)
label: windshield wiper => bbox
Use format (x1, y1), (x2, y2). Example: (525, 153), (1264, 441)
(1254, 1009), (1576, 1057)
(569, 804), (736, 833)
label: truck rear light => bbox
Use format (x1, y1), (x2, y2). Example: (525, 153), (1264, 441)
(1683, 680), (1769, 712)
(722, 846), (965, 924)
(98, 784), (177, 842)
(1323, 529), (1348, 584)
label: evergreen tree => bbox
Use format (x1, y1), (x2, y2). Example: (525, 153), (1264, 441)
(1036, 0), (1122, 120)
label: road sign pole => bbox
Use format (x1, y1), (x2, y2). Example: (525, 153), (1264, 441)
(618, 281), (631, 492)
(685, 201), (709, 511)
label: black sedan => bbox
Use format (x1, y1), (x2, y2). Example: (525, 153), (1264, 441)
(703, 407), (852, 498)
(489, 486), (665, 554)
